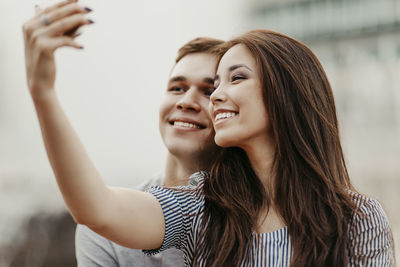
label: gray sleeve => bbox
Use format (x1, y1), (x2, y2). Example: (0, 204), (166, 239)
(75, 175), (164, 266)
(74, 175), (187, 267)
(75, 224), (119, 267)
(75, 224), (185, 267)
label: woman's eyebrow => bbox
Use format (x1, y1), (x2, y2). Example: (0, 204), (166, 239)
(213, 64), (251, 83)
(229, 64), (252, 72)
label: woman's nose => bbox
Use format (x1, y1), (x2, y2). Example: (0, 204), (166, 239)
(210, 85), (226, 104)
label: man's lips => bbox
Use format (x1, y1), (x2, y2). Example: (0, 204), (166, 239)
(168, 118), (206, 129)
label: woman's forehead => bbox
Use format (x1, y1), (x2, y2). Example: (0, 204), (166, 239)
(217, 44), (255, 73)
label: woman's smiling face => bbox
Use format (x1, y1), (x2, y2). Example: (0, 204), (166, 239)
(210, 44), (272, 150)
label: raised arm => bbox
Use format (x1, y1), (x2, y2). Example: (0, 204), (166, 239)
(22, 0), (164, 250)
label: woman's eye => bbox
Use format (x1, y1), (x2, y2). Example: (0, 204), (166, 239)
(231, 74), (245, 82)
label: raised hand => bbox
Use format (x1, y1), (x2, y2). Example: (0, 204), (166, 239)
(21, 2), (166, 250)
(22, 0), (93, 99)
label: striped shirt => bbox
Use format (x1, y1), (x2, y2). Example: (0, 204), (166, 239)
(144, 172), (394, 266)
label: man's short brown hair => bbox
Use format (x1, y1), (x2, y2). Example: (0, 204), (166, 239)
(175, 37), (224, 63)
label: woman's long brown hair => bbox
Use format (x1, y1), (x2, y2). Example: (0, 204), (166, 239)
(193, 30), (357, 266)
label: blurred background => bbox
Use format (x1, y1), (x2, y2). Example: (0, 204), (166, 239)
(0, 0), (399, 266)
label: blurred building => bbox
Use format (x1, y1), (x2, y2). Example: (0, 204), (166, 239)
(249, 0), (400, 258)
(250, 0), (400, 131)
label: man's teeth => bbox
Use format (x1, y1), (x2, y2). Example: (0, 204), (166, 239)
(174, 121), (201, 129)
(215, 112), (237, 121)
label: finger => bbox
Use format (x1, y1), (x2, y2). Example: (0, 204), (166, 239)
(64, 26), (80, 37)
(35, 0), (76, 18)
(71, 31), (82, 38)
(39, 36), (84, 53)
(23, 5), (46, 37)
(23, 15), (44, 40)
(27, 14), (89, 47)
(45, 3), (92, 26)
(35, 5), (41, 15)
(45, 13), (93, 37)
(51, 36), (84, 51)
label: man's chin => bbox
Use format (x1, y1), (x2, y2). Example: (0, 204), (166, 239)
(166, 142), (215, 157)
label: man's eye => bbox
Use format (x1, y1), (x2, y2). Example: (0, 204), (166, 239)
(169, 87), (184, 92)
(204, 88), (215, 96)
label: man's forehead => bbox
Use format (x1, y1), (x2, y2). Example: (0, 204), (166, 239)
(169, 53), (217, 82)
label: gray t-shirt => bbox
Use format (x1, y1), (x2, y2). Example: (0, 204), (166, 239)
(75, 175), (185, 267)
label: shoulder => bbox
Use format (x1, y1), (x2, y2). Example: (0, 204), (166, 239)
(135, 173), (165, 191)
(134, 171), (206, 191)
(144, 171), (207, 220)
(76, 224), (185, 266)
(187, 171), (207, 188)
(75, 224), (119, 265)
(145, 171), (207, 197)
(76, 224), (113, 249)
(347, 191), (394, 265)
(143, 172), (207, 256)
(144, 171), (207, 218)
(348, 191), (390, 231)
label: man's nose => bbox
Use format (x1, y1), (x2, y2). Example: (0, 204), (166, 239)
(176, 88), (201, 111)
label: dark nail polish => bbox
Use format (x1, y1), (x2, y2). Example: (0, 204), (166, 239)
(88, 19), (94, 24)
(84, 7), (92, 12)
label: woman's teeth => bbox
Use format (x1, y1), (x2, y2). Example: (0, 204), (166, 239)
(215, 112), (237, 121)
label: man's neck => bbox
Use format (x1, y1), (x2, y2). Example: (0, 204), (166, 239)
(163, 153), (205, 187)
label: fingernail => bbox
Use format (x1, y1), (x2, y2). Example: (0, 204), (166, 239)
(88, 19), (94, 24)
(84, 7), (92, 12)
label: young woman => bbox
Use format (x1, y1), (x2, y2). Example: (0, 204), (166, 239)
(23, 1), (394, 266)
(143, 30), (395, 266)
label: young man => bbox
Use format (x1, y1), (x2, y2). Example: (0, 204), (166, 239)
(75, 37), (223, 266)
